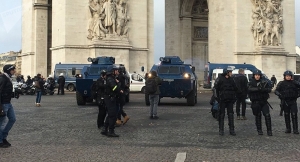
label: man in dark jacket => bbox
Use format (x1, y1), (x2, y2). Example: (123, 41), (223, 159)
(214, 67), (238, 136)
(271, 75), (277, 87)
(115, 67), (130, 126)
(25, 75), (33, 85)
(35, 74), (45, 107)
(57, 73), (65, 95)
(0, 64), (17, 148)
(248, 70), (273, 136)
(233, 68), (248, 120)
(146, 71), (162, 119)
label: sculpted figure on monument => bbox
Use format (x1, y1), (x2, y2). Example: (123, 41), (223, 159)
(101, 0), (117, 35)
(250, 0), (283, 46)
(116, 0), (130, 36)
(87, 0), (130, 40)
(88, 0), (108, 40)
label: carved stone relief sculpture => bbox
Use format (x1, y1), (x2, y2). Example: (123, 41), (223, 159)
(87, 0), (130, 40)
(250, 0), (283, 46)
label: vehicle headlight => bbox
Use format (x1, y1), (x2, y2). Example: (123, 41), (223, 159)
(79, 74), (82, 78)
(148, 73), (152, 78)
(184, 73), (190, 78)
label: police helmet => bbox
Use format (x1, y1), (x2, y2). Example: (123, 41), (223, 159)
(222, 66), (234, 75)
(3, 64), (16, 74)
(100, 69), (107, 75)
(27, 75), (31, 78)
(283, 70), (293, 77)
(106, 65), (114, 73)
(252, 69), (262, 77)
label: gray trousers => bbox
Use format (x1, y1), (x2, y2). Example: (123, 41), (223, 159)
(149, 94), (159, 116)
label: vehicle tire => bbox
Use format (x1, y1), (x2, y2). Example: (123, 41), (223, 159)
(187, 89), (196, 106)
(76, 91), (86, 105)
(67, 84), (75, 91)
(141, 86), (145, 94)
(195, 88), (198, 104)
(145, 93), (150, 106)
(125, 93), (129, 103)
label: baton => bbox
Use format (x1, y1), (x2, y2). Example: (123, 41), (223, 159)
(266, 101), (273, 110)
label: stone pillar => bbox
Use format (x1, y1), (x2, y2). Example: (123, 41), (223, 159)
(165, 0), (181, 57)
(33, 0), (49, 76)
(147, 0), (154, 71)
(208, 0), (236, 63)
(180, 18), (192, 64)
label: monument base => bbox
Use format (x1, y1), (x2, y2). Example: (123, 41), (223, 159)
(236, 46), (296, 80)
(89, 39), (132, 71)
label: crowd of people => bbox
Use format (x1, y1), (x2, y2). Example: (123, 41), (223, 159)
(1, 62), (299, 148)
(212, 67), (300, 136)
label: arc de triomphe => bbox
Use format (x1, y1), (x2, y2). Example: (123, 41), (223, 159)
(22, 0), (296, 83)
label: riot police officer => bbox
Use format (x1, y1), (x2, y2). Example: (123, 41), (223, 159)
(101, 65), (120, 137)
(96, 70), (107, 129)
(275, 71), (300, 134)
(214, 67), (237, 136)
(248, 70), (273, 136)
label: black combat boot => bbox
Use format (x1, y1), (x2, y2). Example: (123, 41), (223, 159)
(107, 130), (119, 137)
(100, 127), (108, 136)
(284, 113), (291, 133)
(256, 113), (263, 135)
(291, 113), (299, 134)
(228, 113), (236, 136)
(265, 114), (272, 136)
(219, 114), (225, 136)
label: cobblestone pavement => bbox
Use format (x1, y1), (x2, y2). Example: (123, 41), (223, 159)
(1, 92), (300, 162)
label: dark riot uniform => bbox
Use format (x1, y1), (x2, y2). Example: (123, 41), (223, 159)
(275, 71), (300, 134)
(214, 68), (237, 136)
(101, 66), (120, 137)
(248, 70), (272, 136)
(96, 70), (107, 129)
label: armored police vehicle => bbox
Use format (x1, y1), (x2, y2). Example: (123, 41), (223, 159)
(75, 56), (130, 105)
(145, 56), (198, 106)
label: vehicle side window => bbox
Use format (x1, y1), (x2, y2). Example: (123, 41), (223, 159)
(55, 69), (66, 78)
(67, 69), (81, 78)
(212, 73), (217, 80)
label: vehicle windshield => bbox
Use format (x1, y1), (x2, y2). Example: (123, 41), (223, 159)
(88, 66), (107, 75)
(158, 66), (181, 74)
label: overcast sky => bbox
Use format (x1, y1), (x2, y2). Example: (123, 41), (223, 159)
(0, 0), (299, 59)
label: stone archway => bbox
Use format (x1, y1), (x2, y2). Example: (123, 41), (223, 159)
(165, 0), (208, 84)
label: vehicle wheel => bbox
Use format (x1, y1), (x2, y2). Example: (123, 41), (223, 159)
(145, 94), (150, 106)
(187, 89), (196, 106)
(141, 86), (145, 94)
(195, 89), (198, 104)
(67, 84), (75, 91)
(76, 91), (86, 105)
(125, 93), (129, 103)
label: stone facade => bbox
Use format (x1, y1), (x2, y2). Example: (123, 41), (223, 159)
(0, 51), (22, 74)
(166, 0), (296, 83)
(21, 0), (153, 77)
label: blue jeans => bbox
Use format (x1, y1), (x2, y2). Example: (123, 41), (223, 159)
(149, 95), (159, 116)
(0, 103), (16, 143)
(36, 91), (42, 103)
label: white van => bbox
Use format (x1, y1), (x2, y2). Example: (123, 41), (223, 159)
(211, 69), (223, 89)
(211, 68), (253, 89)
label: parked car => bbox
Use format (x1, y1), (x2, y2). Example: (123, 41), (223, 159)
(129, 73), (145, 93)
